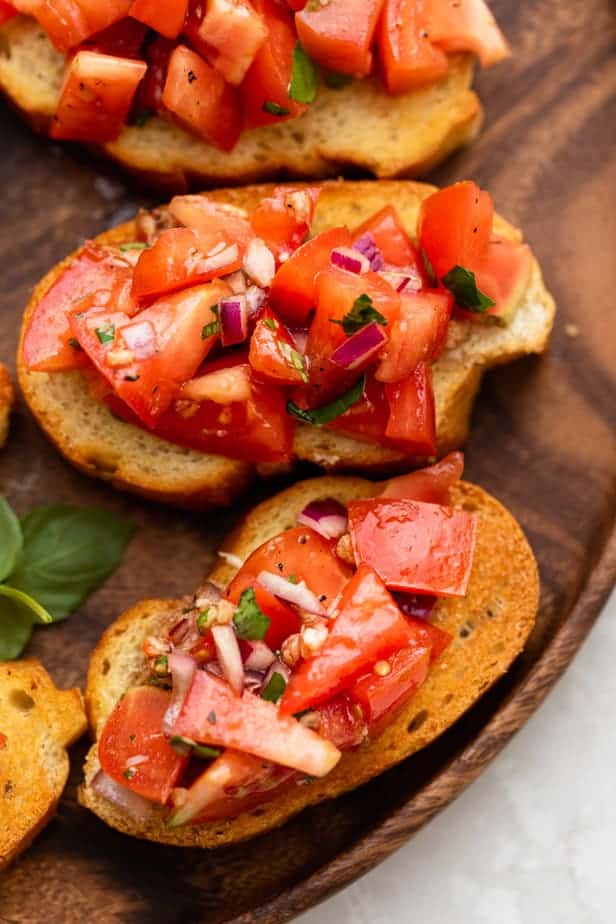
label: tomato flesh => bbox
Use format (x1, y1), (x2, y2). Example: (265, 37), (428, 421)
(378, 0), (449, 93)
(13, 0), (132, 51)
(348, 497), (477, 596)
(350, 643), (430, 727)
(197, 0), (268, 85)
(79, 18), (148, 58)
(296, 0), (384, 76)
(0, 2), (17, 26)
(423, 0), (509, 67)
(98, 686), (188, 804)
(249, 308), (307, 386)
(381, 451), (464, 502)
(353, 204), (421, 270)
(384, 362), (436, 455)
(316, 694), (366, 750)
(227, 573), (302, 651)
(129, 0), (188, 39)
(376, 289), (452, 382)
(419, 180), (494, 282)
(250, 187), (319, 258)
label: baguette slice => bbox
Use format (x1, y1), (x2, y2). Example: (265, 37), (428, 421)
(0, 16), (483, 190)
(0, 659), (87, 869)
(0, 363), (14, 448)
(80, 474), (538, 848)
(18, 180), (556, 509)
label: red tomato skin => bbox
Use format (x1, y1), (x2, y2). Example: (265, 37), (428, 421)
(129, 0), (189, 39)
(22, 244), (136, 373)
(418, 181), (494, 283)
(269, 227), (352, 327)
(350, 643), (430, 727)
(316, 695), (366, 750)
(423, 0), (510, 68)
(353, 205), (421, 270)
(404, 615), (452, 662)
(189, 750), (296, 823)
(0, 2), (17, 26)
(226, 574), (302, 651)
(134, 35), (174, 112)
(280, 564), (416, 716)
(295, 0), (384, 76)
(162, 44), (242, 151)
(377, 0), (449, 94)
(13, 0), (132, 51)
(375, 289), (452, 382)
(384, 362), (436, 455)
(78, 17), (148, 58)
(348, 497), (477, 597)
(249, 309), (307, 386)
(380, 451), (464, 502)
(98, 686), (188, 804)
(322, 371), (390, 445)
(250, 186), (319, 258)
(50, 51), (147, 142)
(196, 0), (268, 86)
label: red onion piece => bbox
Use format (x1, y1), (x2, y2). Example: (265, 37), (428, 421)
(297, 498), (348, 540)
(91, 771), (154, 822)
(243, 640), (276, 671)
(162, 652), (197, 734)
(211, 624), (244, 695)
(181, 364), (251, 404)
(330, 321), (388, 370)
(121, 320), (157, 359)
(257, 571), (325, 616)
(243, 238), (275, 287)
(330, 246), (370, 275)
(380, 267), (423, 293)
(219, 296), (248, 347)
(353, 232), (384, 271)
(394, 592), (437, 621)
(244, 669), (266, 694)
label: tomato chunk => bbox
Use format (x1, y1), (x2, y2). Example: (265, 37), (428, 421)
(404, 614), (452, 662)
(134, 35), (173, 113)
(296, 0), (384, 76)
(162, 44), (242, 151)
(0, 2), (17, 26)
(98, 686), (188, 804)
(269, 226), (352, 326)
(350, 643), (430, 727)
(14, 0), (132, 51)
(79, 18), (148, 58)
(423, 0), (509, 68)
(381, 451), (464, 502)
(353, 204), (421, 269)
(129, 0), (188, 39)
(348, 497), (477, 596)
(280, 564), (415, 716)
(50, 51), (146, 142)
(249, 308), (307, 385)
(419, 181), (494, 283)
(196, 0), (268, 85)
(378, 0), (449, 93)
(384, 362), (436, 455)
(250, 186), (319, 258)
(227, 574), (302, 651)
(174, 669), (341, 777)
(375, 290), (452, 382)
(316, 694), (366, 750)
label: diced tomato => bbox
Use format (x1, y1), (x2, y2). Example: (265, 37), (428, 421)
(280, 564), (416, 716)
(324, 372), (390, 445)
(295, 0), (384, 76)
(98, 686), (188, 804)
(375, 289), (452, 382)
(13, 0), (132, 51)
(22, 244), (137, 373)
(78, 17), (147, 58)
(418, 181), (494, 283)
(249, 308), (307, 385)
(129, 0), (188, 39)
(228, 525), (351, 612)
(241, 0), (307, 128)
(423, 0), (509, 68)
(405, 614), (452, 662)
(269, 226), (352, 326)
(134, 35), (173, 113)
(168, 193), (254, 241)
(162, 44), (242, 151)
(0, 2), (17, 26)
(377, 0), (449, 93)
(468, 238), (533, 323)
(174, 669), (341, 776)
(353, 205), (421, 271)
(196, 0), (268, 85)
(50, 51), (146, 142)
(384, 362), (436, 455)
(381, 451), (464, 502)
(250, 186), (320, 259)
(350, 643), (430, 727)
(348, 496), (477, 596)
(316, 694), (366, 750)
(227, 574), (301, 651)
(70, 280), (229, 427)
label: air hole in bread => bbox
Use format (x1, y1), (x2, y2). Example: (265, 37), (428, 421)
(113, 627), (126, 637)
(442, 692), (454, 706)
(101, 659), (110, 676)
(407, 709), (429, 734)
(9, 688), (35, 712)
(251, 807), (266, 817)
(461, 501), (478, 512)
(459, 621), (474, 639)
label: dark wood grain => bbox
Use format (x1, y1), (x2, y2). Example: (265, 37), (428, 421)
(0, 1), (615, 921)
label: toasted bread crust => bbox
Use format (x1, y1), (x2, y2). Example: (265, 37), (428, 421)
(17, 180), (556, 508)
(0, 660), (87, 869)
(0, 363), (14, 448)
(80, 476), (538, 847)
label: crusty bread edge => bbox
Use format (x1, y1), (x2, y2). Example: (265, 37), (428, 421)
(0, 363), (14, 448)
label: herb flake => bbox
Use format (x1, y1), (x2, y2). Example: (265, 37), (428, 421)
(233, 588), (270, 641)
(441, 265), (495, 313)
(262, 100), (290, 117)
(261, 671), (287, 703)
(289, 42), (319, 104)
(331, 294), (388, 335)
(95, 323), (115, 345)
(287, 374), (366, 426)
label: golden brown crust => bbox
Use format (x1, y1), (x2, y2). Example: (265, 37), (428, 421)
(80, 476), (538, 847)
(0, 363), (14, 448)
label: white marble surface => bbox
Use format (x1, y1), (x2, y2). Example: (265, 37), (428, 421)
(299, 587), (616, 924)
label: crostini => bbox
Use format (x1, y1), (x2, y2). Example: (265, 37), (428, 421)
(0, 0), (508, 187)
(79, 458), (538, 846)
(0, 659), (87, 869)
(18, 180), (555, 509)
(0, 363), (14, 447)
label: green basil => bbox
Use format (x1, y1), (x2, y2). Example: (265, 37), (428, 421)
(331, 294), (388, 335)
(0, 497), (23, 583)
(95, 323), (115, 345)
(287, 375), (366, 426)
(262, 100), (290, 117)
(119, 242), (147, 252)
(0, 593), (35, 661)
(261, 671), (287, 703)
(289, 42), (319, 104)
(441, 265), (495, 312)
(233, 588), (270, 641)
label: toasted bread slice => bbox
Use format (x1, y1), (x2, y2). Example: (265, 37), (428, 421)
(0, 659), (87, 869)
(80, 474), (538, 847)
(0, 16), (482, 190)
(18, 180), (556, 508)
(0, 363), (14, 448)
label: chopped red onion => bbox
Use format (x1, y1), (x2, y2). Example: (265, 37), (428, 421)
(162, 652), (197, 735)
(243, 238), (276, 287)
(330, 246), (370, 275)
(121, 320), (157, 359)
(393, 592), (437, 621)
(243, 640), (276, 671)
(353, 232), (384, 271)
(244, 669), (266, 694)
(91, 771), (154, 822)
(297, 498), (348, 540)
(219, 296), (248, 347)
(257, 571), (325, 616)
(182, 365), (251, 404)
(211, 624), (244, 695)
(245, 285), (266, 316)
(380, 267), (423, 293)
(330, 321), (387, 370)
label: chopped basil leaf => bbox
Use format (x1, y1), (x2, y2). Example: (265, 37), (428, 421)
(153, 655), (169, 675)
(288, 574), (298, 584)
(279, 341), (308, 382)
(233, 588), (270, 641)
(441, 265), (495, 312)
(261, 671), (287, 703)
(289, 42), (319, 104)
(134, 109), (154, 128)
(287, 374), (365, 426)
(263, 317), (278, 330)
(325, 71), (354, 90)
(262, 100), (290, 117)
(123, 768), (136, 780)
(197, 608), (210, 634)
(170, 736), (221, 760)
(95, 323), (115, 345)
(201, 320), (220, 339)
(331, 294), (387, 335)
(119, 242), (147, 252)
(67, 337), (82, 351)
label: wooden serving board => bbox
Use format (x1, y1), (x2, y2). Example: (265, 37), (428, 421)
(0, 1), (614, 920)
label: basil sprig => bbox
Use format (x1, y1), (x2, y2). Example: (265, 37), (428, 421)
(0, 497), (133, 660)
(441, 265), (495, 313)
(261, 671), (287, 703)
(289, 42), (319, 104)
(233, 588), (270, 641)
(287, 374), (366, 427)
(331, 294), (388, 335)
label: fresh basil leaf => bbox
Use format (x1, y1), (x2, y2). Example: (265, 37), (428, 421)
(325, 71), (354, 90)
(0, 592), (35, 660)
(289, 42), (319, 104)
(331, 294), (388, 335)
(261, 671), (287, 703)
(262, 100), (290, 117)
(119, 242), (147, 252)
(233, 588), (270, 641)
(279, 341), (308, 382)
(9, 506), (133, 620)
(441, 265), (495, 312)
(201, 320), (220, 339)
(0, 497), (23, 583)
(170, 736), (221, 760)
(95, 323), (115, 345)
(287, 374), (366, 426)
(0, 584), (52, 624)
